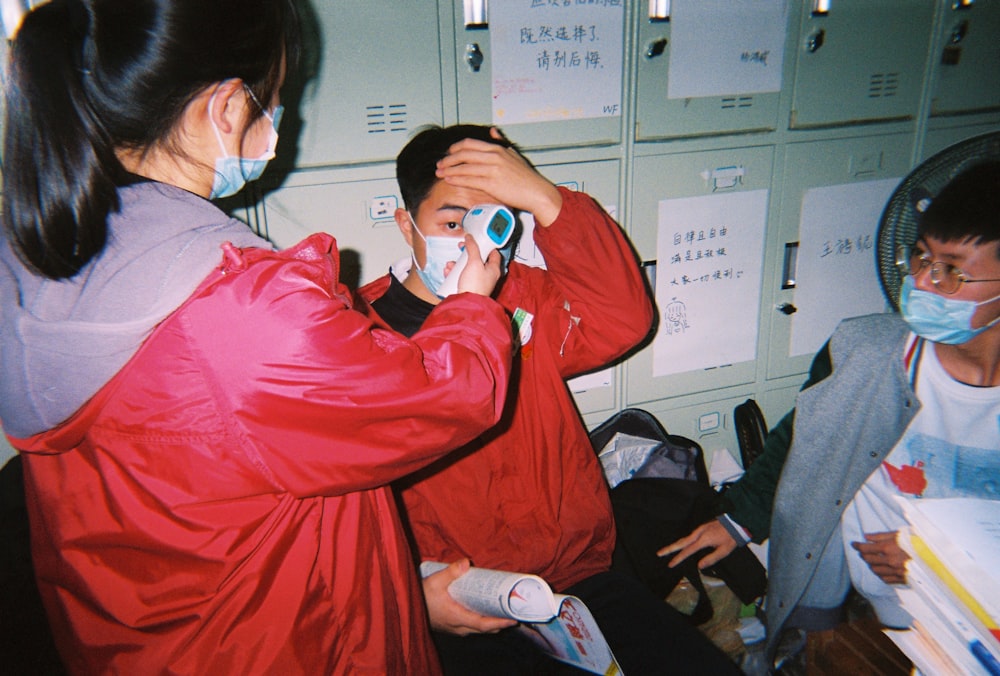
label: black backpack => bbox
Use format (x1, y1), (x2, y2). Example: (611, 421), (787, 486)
(590, 409), (767, 624)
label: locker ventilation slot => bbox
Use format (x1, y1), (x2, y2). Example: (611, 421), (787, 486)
(366, 104), (409, 134)
(867, 73), (900, 99)
(721, 96), (754, 110)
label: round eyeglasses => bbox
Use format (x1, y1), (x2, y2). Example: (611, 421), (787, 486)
(895, 245), (1000, 295)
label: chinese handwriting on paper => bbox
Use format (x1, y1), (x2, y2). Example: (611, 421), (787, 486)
(740, 50), (771, 66)
(523, 0), (623, 73)
(492, 0), (624, 124)
(818, 234), (875, 258)
(529, 0), (622, 7)
(665, 227), (746, 288)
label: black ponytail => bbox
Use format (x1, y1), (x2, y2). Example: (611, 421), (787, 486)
(3, 0), (119, 279)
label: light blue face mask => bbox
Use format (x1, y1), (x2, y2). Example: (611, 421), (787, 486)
(899, 275), (1000, 344)
(409, 215), (464, 297)
(208, 89), (283, 199)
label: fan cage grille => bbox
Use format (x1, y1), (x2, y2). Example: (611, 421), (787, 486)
(876, 131), (1000, 310)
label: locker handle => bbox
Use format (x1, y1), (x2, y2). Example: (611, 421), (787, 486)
(648, 0), (670, 22)
(781, 242), (798, 290)
(777, 303), (798, 315)
(464, 0), (488, 28)
(466, 43), (484, 73)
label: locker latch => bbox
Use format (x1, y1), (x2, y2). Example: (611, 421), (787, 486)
(466, 43), (484, 73)
(645, 38), (668, 60)
(805, 29), (825, 53)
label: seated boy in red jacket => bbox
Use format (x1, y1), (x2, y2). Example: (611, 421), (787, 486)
(360, 124), (739, 674)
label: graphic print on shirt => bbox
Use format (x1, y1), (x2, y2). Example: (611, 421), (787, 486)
(884, 432), (1000, 500)
(882, 459), (927, 497)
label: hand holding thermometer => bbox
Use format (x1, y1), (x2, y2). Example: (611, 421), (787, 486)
(436, 204), (516, 297)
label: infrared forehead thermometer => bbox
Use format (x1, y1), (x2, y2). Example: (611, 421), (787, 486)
(436, 204), (516, 297)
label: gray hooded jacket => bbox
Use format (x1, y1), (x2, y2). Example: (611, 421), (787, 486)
(0, 181), (269, 439)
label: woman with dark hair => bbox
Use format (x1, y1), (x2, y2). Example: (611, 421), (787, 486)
(0, 1), (511, 672)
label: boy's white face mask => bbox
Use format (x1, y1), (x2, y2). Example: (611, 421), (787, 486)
(409, 214), (463, 298)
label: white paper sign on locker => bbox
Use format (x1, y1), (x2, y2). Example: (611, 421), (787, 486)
(667, 0), (787, 100)
(490, 0), (625, 125)
(652, 189), (768, 377)
(790, 178), (901, 358)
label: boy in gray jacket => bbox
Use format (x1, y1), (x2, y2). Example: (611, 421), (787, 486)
(661, 160), (1000, 672)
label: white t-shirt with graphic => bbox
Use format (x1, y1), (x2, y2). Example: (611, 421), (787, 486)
(840, 335), (1000, 627)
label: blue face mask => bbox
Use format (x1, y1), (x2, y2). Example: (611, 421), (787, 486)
(208, 90), (283, 199)
(409, 215), (464, 297)
(899, 275), (1000, 344)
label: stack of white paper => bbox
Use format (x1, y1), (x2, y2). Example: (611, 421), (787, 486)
(886, 497), (1000, 676)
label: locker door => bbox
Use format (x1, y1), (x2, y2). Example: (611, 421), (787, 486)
(766, 133), (913, 381)
(930, 0), (1000, 116)
(626, 145), (775, 404)
(257, 166), (405, 288)
(452, 0), (624, 149)
(634, 0), (792, 141)
(280, 2), (446, 169)
(789, 0), (936, 128)
(922, 119), (1000, 161)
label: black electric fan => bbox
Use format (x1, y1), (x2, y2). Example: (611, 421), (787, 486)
(876, 131), (1000, 311)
